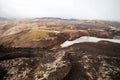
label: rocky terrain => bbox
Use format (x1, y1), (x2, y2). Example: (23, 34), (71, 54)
(0, 18), (120, 80)
(0, 41), (120, 80)
(0, 18), (120, 48)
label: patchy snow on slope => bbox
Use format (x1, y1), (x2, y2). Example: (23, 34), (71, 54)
(60, 36), (120, 48)
(109, 26), (117, 30)
(53, 30), (60, 33)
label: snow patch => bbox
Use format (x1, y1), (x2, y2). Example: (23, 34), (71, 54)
(109, 26), (116, 30)
(53, 30), (60, 33)
(60, 36), (120, 48)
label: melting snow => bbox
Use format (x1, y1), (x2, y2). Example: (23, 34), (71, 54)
(109, 26), (117, 30)
(53, 30), (60, 33)
(60, 36), (120, 48)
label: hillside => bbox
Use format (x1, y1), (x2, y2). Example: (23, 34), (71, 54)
(0, 18), (120, 80)
(0, 18), (120, 48)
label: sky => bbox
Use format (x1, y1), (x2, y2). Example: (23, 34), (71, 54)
(0, 0), (120, 21)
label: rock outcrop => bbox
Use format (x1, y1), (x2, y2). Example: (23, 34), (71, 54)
(0, 41), (120, 80)
(0, 47), (71, 80)
(63, 41), (120, 80)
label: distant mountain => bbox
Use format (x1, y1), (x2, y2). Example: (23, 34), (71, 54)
(0, 17), (8, 21)
(33, 17), (79, 21)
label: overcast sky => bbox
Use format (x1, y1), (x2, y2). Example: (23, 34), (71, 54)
(0, 0), (120, 21)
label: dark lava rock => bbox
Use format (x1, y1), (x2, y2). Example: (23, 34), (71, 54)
(63, 41), (120, 80)
(0, 41), (120, 80)
(0, 47), (71, 80)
